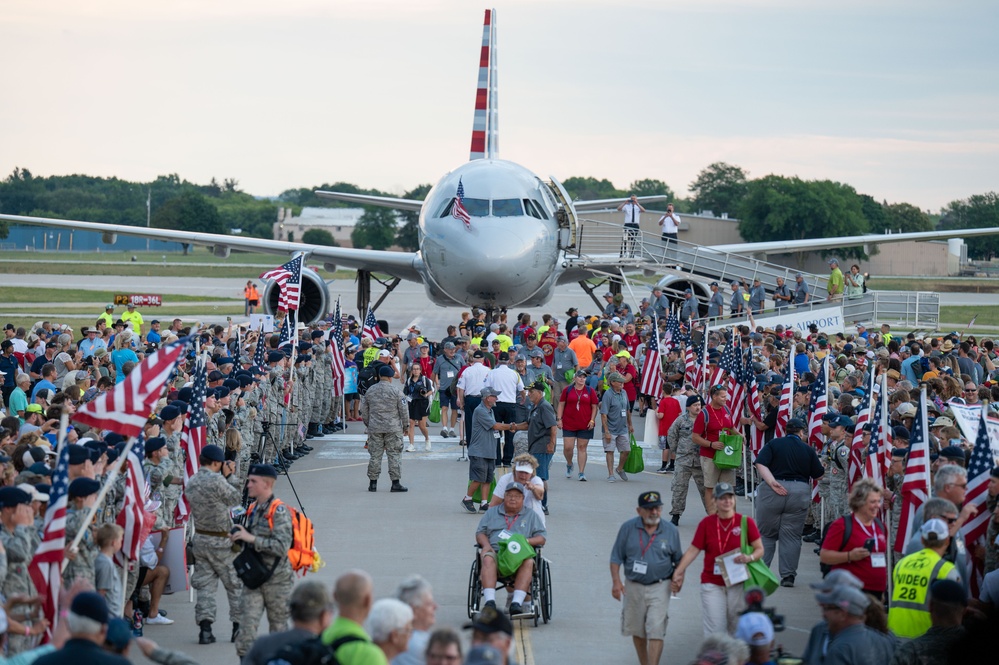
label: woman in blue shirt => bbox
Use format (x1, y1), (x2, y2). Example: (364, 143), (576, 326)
(110, 330), (139, 384)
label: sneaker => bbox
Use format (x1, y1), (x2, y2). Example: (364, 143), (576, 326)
(424, 441), (432, 452)
(578, 473), (586, 482)
(607, 475), (616, 483)
(542, 505), (549, 516)
(461, 499), (477, 514)
(780, 575), (795, 588)
(566, 463), (573, 478)
(509, 602), (530, 618)
(483, 600), (496, 610)
(666, 462), (675, 472)
(145, 614), (174, 626)
(479, 503), (489, 512)
(656, 465), (670, 474)
(617, 468), (628, 482)
(522, 601), (534, 615)
(406, 444), (416, 452)
(440, 430), (450, 439)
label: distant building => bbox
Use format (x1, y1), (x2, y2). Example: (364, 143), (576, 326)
(273, 207), (365, 247)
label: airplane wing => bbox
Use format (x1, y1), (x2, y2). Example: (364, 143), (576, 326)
(313, 191), (424, 212)
(572, 195), (670, 212)
(0, 213), (423, 282)
(714, 227), (999, 256)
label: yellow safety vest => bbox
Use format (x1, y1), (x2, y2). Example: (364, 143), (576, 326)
(887, 548), (956, 639)
(362, 347), (378, 368)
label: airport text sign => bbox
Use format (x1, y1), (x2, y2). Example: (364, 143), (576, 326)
(710, 306), (845, 335)
(115, 293), (162, 307)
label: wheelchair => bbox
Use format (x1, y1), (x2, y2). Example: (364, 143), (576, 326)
(467, 544), (552, 626)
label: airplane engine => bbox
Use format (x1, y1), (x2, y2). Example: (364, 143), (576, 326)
(261, 266), (330, 325)
(655, 274), (712, 318)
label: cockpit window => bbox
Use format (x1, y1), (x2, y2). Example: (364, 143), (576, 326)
(492, 199), (524, 217)
(439, 197), (489, 218)
(523, 199), (549, 220)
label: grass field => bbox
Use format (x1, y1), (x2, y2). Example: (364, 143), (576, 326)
(0, 286), (239, 304)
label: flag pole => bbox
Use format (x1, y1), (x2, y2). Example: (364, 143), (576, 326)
(920, 385), (931, 497)
(62, 449), (130, 569)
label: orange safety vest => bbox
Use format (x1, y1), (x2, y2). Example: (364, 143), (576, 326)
(245, 285), (260, 301)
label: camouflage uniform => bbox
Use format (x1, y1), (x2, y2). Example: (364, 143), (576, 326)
(147, 454), (182, 531)
(290, 362), (310, 450)
(667, 411), (708, 517)
(186, 466), (243, 628)
(984, 492), (999, 574)
(234, 494), (293, 657)
(361, 379), (408, 482)
(818, 437), (851, 526)
(264, 367), (287, 463)
(207, 410), (226, 449)
(2, 523), (38, 655)
(310, 346), (331, 430)
(165, 430), (183, 457)
(889, 625), (966, 665)
(886, 471), (905, 564)
(63, 506), (97, 586)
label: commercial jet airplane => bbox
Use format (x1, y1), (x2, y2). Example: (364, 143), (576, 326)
(4, 8), (999, 325)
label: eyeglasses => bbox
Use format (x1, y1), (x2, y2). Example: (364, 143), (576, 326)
(427, 654), (460, 663)
(949, 482), (968, 489)
(944, 516), (958, 524)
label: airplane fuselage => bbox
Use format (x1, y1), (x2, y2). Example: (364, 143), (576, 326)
(415, 158), (564, 310)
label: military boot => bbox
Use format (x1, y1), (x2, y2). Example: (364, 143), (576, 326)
(231, 622), (240, 643)
(391, 480), (409, 493)
(199, 620), (216, 645)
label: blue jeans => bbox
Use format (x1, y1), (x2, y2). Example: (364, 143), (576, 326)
(533, 452), (553, 507)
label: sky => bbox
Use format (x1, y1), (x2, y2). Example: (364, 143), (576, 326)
(2, 0), (997, 211)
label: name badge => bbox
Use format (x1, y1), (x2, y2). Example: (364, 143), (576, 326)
(632, 560), (648, 575)
(447, 371), (455, 378)
(870, 553), (887, 568)
(498, 530), (511, 541)
(493, 431), (501, 439)
(713, 562), (722, 575)
(621, 410), (627, 418)
(556, 363), (563, 370)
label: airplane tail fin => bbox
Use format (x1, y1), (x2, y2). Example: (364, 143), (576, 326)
(469, 8), (498, 160)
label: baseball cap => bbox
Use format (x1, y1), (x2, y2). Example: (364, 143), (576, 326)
(465, 645), (504, 665)
(810, 569), (864, 592)
(929, 579), (967, 607)
(920, 518), (949, 542)
(714, 482), (735, 498)
(70, 592), (110, 625)
(463, 605), (513, 636)
(895, 402), (916, 418)
(505, 482), (526, 495)
(815, 585), (870, 617)
(638, 491), (663, 508)
(735, 612), (774, 647)
(479, 387), (500, 399)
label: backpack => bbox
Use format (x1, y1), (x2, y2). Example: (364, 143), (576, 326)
(267, 635), (363, 665)
(248, 499), (318, 576)
(819, 515), (884, 577)
(357, 362), (381, 395)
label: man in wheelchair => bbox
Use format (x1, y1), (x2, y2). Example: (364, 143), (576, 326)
(475, 482), (547, 618)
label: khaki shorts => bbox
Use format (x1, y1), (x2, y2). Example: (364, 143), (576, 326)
(603, 433), (629, 453)
(699, 456), (736, 489)
(621, 578), (671, 639)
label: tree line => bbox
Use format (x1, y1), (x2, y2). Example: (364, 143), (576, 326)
(0, 166), (996, 258)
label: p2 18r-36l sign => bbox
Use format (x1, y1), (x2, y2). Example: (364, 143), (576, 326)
(115, 294), (162, 307)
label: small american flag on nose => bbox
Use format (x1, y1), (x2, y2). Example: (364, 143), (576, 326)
(452, 178), (471, 229)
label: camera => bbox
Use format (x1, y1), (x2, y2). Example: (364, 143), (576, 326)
(229, 505), (247, 521)
(742, 587), (785, 632)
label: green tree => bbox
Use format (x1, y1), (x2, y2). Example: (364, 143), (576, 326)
(738, 176), (869, 266)
(351, 207), (397, 250)
(883, 202), (933, 234)
(395, 183), (432, 251)
(858, 194), (888, 233)
(689, 162), (748, 216)
(628, 178), (675, 206)
(561, 177), (625, 202)
(152, 192), (225, 254)
(302, 228), (338, 246)
(940, 192), (999, 259)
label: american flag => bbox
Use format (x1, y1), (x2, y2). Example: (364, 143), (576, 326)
(848, 379), (874, 488)
(865, 376), (893, 487)
(722, 337), (746, 415)
(894, 389), (932, 553)
(361, 307), (382, 342)
(774, 351), (795, 438)
(959, 407), (996, 548)
(28, 443), (71, 640)
(329, 297), (346, 396)
(807, 356), (828, 449)
(175, 355), (208, 524)
(252, 324), (267, 368)
(639, 316), (662, 398)
(664, 311), (683, 354)
(746, 372), (766, 456)
(74, 336), (191, 437)
(278, 312), (296, 349)
(117, 435), (149, 561)
(684, 343), (699, 387)
(452, 178), (471, 229)
(260, 254), (304, 312)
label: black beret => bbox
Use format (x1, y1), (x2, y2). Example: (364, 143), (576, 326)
(67, 445), (90, 465)
(0, 486), (32, 507)
(248, 464), (278, 479)
(200, 444), (225, 463)
(144, 437), (166, 455)
(68, 477), (101, 498)
(237, 375), (253, 388)
(104, 432), (125, 447)
(268, 351), (285, 363)
(223, 378), (240, 391)
(70, 591), (110, 624)
(208, 370), (225, 382)
(297, 342), (312, 353)
(310, 330), (324, 339)
(176, 387), (194, 403)
(214, 387), (231, 400)
(160, 405), (181, 421)
(378, 365), (395, 378)
(217, 357), (234, 366)
(295, 354), (311, 364)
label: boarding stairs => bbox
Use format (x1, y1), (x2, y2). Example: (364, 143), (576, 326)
(563, 218), (941, 328)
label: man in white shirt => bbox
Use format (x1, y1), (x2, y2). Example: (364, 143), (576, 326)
(657, 203), (682, 265)
(457, 351), (492, 445)
(617, 195), (646, 258)
(484, 352), (525, 466)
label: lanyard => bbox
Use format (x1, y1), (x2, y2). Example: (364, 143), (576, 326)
(503, 512), (520, 530)
(638, 528), (657, 557)
(855, 516), (879, 552)
(715, 515), (736, 553)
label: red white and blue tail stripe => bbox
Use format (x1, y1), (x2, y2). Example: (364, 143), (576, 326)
(469, 8), (498, 160)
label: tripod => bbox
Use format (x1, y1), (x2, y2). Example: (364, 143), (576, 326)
(455, 409), (467, 462)
(239, 421), (308, 520)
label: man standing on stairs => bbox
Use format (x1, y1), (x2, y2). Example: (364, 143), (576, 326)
(657, 203), (682, 266)
(618, 195), (646, 258)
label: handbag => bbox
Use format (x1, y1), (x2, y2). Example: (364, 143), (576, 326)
(233, 545), (281, 590)
(497, 533), (536, 578)
(428, 391), (441, 424)
(623, 434), (645, 474)
(713, 431), (743, 470)
(471, 477), (497, 503)
(740, 515), (779, 595)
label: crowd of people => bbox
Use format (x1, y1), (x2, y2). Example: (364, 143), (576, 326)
(0, 282), (997, 665)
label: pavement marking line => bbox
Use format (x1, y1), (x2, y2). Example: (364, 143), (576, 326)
(288, 462), (368, 474)
(513, 618), (535, 665)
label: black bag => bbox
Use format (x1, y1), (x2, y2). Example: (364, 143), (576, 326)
(233, 545), (280, 589)
(267, 634), (363, 665)
(357, 362), (381, 396)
